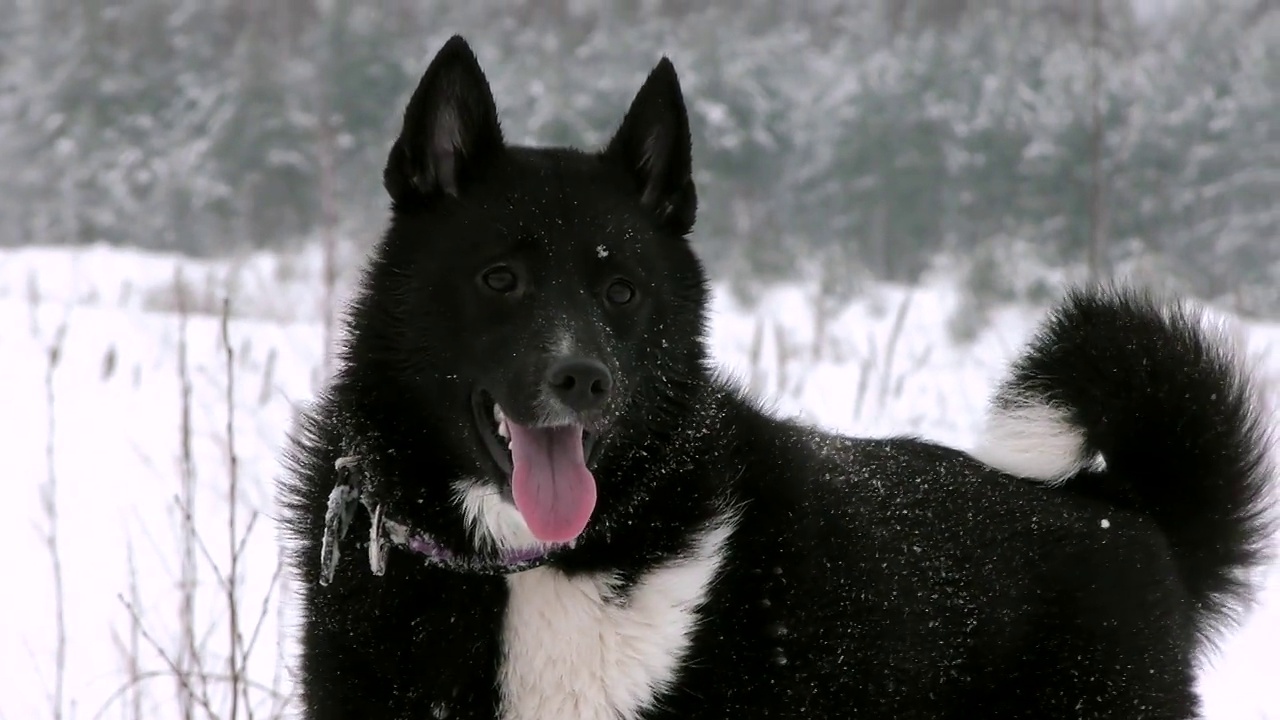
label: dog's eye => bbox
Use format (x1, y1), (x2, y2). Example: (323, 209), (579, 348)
(605, 279), (636, 306)
(482, 266), (519, 294)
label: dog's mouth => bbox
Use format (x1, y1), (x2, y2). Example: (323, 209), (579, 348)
(472, 390), (601, 544)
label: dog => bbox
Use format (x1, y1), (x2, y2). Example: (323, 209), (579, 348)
(279, 35), (1275, 719)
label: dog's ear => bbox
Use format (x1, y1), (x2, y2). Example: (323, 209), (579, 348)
(384, 35), (503, 204)
(604, 58), (697, 236)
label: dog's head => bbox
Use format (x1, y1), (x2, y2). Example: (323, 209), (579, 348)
(346, 36), (710, 548)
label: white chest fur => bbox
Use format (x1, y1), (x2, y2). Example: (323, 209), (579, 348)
(497, 520), (734, 720)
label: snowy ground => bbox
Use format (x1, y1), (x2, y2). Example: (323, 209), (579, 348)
(2, 244), (1277, 719)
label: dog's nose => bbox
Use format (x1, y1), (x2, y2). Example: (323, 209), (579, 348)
(546, 357), (613, 413)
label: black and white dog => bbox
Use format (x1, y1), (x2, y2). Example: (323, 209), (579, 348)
(279, 36), (1275, 719)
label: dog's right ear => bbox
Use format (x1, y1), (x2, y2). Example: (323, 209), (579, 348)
(384, 35), (504, 204)
(604, 57), (697, 237)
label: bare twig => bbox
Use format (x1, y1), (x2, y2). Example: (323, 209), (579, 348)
(125, 538), (142, 720)
(174, 267), (202, 720)
(107, 564), (143, 720)
(852, 349), (874, 423)
(269, 546), (294, 720)
(98, 272), (298, 720)
(168, 494), (230, 596)
(43, 318), (68, 720)
(240, 559), (283, 665)
(91, 670), (293, 720)
(117, 596), (218, 720)
(222, 296), (254, 720)
(877, 292), (913, 414)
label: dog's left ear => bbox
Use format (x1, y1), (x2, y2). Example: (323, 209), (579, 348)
(604, 58), (697, 236)
(384, 35), (504, 204)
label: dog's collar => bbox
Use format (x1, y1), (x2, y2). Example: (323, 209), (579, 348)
(318, 455), (557, 585)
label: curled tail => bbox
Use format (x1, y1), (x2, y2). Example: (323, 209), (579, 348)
(973, 284), (1275, 643)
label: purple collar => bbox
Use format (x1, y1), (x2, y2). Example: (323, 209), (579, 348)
(319, 455), (558, 586)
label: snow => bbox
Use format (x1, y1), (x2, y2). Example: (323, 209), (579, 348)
(1, 244), (1277, 719)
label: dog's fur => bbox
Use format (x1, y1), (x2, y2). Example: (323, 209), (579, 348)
(279, 36), (1275, 719)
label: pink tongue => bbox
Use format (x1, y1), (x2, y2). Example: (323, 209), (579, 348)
(507, 422), (597, 543)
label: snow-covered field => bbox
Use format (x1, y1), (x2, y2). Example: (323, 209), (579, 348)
(2, 244), (1277, 719)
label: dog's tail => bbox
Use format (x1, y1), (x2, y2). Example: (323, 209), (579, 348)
(973, 284), (1275, 644)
